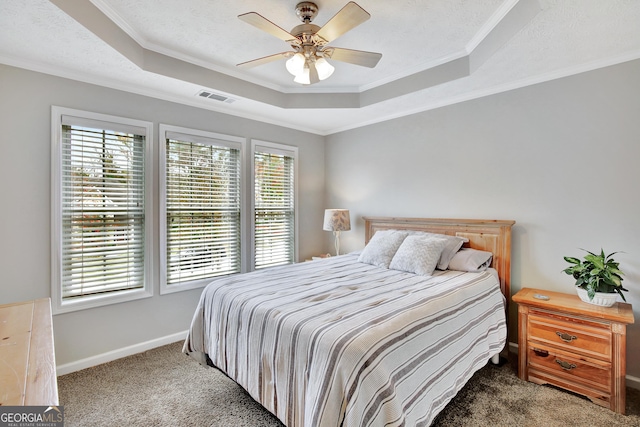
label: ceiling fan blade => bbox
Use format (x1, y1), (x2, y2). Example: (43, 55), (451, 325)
(326, 47), (382, 68)
(315, 2), (371, 43)
(238, 12), (298, 43)
(237, 52), (291, 68)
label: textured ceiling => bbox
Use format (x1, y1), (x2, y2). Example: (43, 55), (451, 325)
(96, 0), (504, 90)
(1, 0), (639, 135)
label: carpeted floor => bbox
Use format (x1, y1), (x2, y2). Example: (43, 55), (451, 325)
(58, 341), (640, 426)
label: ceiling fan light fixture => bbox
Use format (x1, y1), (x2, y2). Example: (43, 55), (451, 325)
(293, 66), (311, 84)
(315, 57), (335, 81)
(285, 53), (305, 76)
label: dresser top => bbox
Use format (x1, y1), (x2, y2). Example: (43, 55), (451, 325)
(513, 287), (634, 324)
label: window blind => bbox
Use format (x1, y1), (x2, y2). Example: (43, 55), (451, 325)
(60, 123), (146, 299)
(165, 137), (241, 285)
(254, 149), (295, 269)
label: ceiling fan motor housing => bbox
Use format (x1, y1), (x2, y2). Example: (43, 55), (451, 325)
(290, 23), (322, 42)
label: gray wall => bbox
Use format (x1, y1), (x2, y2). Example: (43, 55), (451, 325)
(2, 59), (639, 380)
(0, 64), (325, 366)
(325, 59), (640, 378)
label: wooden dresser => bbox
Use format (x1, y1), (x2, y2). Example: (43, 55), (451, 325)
(513, 287), (634, 414)
(0, 298), (59, 406)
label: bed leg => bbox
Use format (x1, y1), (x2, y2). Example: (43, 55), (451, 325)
(490, 353), (500, 365)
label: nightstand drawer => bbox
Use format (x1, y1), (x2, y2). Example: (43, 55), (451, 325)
(528, 312), (611, 360)
(527, 344), (611, 393)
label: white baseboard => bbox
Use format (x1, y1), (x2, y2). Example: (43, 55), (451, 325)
(509, 341), (518, 355)
(507, 341), (639, 390)
(56, 331), (188, 376)
(626, 374), (640, 390)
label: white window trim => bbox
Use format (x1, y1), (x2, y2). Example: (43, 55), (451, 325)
(159, 124), (245, 295)
(50, 106), (154, 314)
(250, 139), (299, 269)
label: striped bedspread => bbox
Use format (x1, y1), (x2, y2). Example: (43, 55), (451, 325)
(183, 253), (507, 427)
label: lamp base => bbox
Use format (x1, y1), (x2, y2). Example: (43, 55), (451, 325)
(333, 230), (341, 256)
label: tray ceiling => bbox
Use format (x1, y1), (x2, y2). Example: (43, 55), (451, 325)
(1, 0), (639, 135)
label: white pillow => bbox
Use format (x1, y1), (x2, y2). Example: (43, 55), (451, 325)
(448, 248), (493, 272)
(358, 230), (409, 268)
(408, 231), (467, 270)
(389, 235), (449, 276)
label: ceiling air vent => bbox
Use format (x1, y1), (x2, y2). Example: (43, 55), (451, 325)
(197, 90), (236, 104)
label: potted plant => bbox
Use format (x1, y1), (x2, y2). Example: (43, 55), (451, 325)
(563, 249), (627, 307)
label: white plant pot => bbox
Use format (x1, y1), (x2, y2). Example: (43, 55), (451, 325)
(576, 287), (618, 307)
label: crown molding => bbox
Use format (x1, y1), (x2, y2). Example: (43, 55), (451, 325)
(327, 50), (640, 134)
(466, 0), (522, 53)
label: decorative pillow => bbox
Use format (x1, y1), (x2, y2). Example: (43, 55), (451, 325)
(388, 235), (449, 276)
(408, 231), (467, 270)
(448, 248), (493, 272)
(358, 230), (409, 268)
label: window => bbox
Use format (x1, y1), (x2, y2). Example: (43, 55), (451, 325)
(160, 125), (243, 293)
(51, 107), (153, 313)
(252, 140), (298, 269)
(52, 111), (300, 306)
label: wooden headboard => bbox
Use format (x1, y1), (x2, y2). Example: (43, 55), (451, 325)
(363, 217), (515, 300)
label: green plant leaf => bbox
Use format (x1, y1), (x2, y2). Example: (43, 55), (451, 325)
(585, 254), (604, 269)
(600, 283), (615, 293)
(608, 266), (623, 276)
(605, 250), (621, 260)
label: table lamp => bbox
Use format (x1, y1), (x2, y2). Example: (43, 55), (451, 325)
(323, 209), (351, 256)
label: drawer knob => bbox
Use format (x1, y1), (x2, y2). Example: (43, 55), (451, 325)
(556, 331), (577, 342)
(556, 359), (577, 370)
(533, 348), (549, 357)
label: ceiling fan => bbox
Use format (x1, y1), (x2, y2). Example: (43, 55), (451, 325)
(237, 1), (382, 85)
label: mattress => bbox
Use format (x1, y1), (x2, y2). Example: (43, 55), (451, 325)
(183, 252), (507, 426)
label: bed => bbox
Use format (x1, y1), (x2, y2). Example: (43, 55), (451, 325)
(183, 217), (515, 426)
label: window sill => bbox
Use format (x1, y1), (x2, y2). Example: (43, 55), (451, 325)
(52, 288), (153, 315)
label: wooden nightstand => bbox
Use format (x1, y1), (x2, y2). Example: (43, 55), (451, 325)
(513, 287), (634, 414)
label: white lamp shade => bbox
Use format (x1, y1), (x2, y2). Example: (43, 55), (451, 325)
(315, 57), (335, 81)
(293, 66), (310, 84)
(323, 209), (351, 232)
(285, 53), (305, 76)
